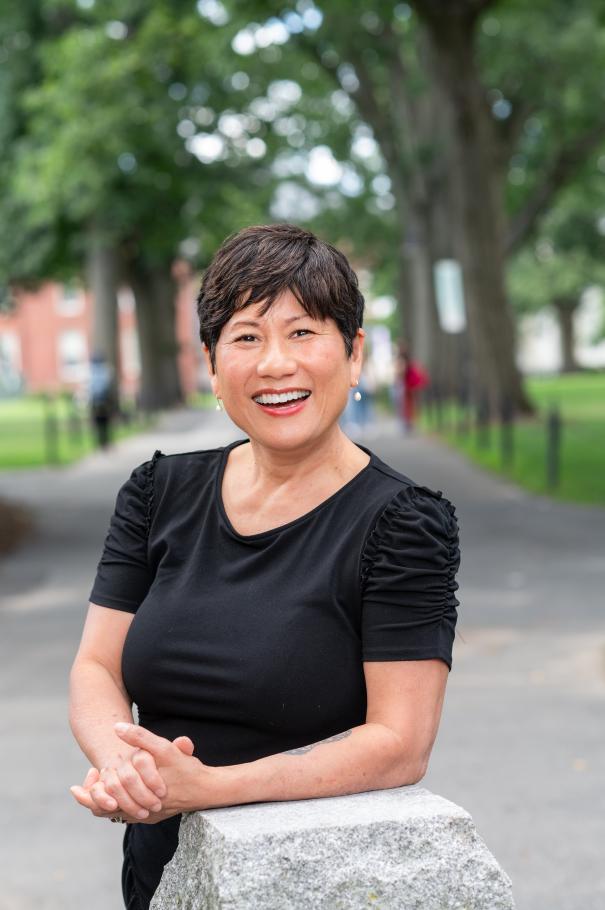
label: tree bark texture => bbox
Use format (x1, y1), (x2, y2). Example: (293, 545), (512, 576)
(350, 45), (436, 365)
(412, 6), (533, 415)
(552, 297), (580, 374)
(127, 259), (184, 412)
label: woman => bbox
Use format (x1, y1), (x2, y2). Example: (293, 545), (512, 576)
(69, 223), (460, 909)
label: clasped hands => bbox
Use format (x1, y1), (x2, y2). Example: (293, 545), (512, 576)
(70, 723), (212, 824)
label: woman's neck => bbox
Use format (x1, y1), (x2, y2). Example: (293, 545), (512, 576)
(235, 428), (369, 492)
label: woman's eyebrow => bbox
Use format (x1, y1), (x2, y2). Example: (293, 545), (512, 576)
(229, 314), (309, 330)
(228, 319), (258, 330)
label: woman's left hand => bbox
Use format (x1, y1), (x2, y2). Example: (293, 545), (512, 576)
(70, 728), (216, 824)
(71, 766), (154, 824)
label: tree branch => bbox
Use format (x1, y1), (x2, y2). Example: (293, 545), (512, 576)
(491, 99), (538, 179)
(291, 30), (408, 209)
(409, 0), (498, 31)
(346, 50), (402, 179)
(506, 120), (605, 255)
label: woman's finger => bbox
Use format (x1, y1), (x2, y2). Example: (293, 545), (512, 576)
(91, 775), (152, 820)
(114, 723), (172, 760)
(88, 779), (119, 813)
(113, 761), (163, 814)
(131, 749), (167, 798)
(173, 736), (195, 756)
(83, 767), (100, 787)
(71, 785), (137, 822)
(70, 784), (94, 809)
(70, 785), (109, 817)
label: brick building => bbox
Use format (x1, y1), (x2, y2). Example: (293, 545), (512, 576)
(0, 267), (208, 401)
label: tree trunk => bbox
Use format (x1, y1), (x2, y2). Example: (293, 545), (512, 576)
(402, 204), (436, 368)
(126, 259), (184, 411)
(425, 166), (471, 397)
(552, 297), (580, 373)
(415, 11), (533, 416)
(348, 45), (438, 372)
(390, 172), (413, 343)
(87, 222), (120, 409)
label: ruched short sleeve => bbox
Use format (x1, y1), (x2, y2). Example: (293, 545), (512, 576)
(89, 451), (162, 613)
(360, 484), (460, 669)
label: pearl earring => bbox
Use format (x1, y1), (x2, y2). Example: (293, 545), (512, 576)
(215, 397), (223, 411)
(353, 379), (362, 402)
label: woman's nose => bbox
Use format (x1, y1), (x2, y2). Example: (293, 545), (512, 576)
(256, 339), (297, 376)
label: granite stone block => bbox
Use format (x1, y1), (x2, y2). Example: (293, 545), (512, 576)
(151, 786), (515, 909)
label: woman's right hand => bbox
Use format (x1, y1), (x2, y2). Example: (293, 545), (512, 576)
(73, 736), (195, 819)
(69, 605), (195, 819)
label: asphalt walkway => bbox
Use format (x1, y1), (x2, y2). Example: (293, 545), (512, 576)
(1, 408), (603, 909)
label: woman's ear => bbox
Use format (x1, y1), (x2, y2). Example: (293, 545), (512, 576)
(202, 344), (219, 396)
(350, 328), (365, 379)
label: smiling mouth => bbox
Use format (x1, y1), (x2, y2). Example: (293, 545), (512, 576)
(252, 390), (311, 408)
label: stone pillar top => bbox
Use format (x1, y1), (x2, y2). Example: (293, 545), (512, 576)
(152, 786), (515, 909)
(189, 784), (468, 839)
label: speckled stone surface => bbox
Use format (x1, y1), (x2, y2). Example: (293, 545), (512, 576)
(150, 786), (515, 909)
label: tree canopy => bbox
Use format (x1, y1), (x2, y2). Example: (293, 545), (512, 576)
(1, 0), (603, 404)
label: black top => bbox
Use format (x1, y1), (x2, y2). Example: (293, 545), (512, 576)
(89, 439), (460, 906)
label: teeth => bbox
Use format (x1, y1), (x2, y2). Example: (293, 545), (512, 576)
(254, 390), (310, 405)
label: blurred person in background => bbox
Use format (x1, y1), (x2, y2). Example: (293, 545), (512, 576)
(340, 340), (378, 437)
(395, 340), (430, 433)
(69, 223), (460, 910)
(89, 352), (115, 449)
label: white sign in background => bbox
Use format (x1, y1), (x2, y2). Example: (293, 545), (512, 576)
(433, 259), (467, 334)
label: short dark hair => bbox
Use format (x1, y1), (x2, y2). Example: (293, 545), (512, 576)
(196, 223), (364, 372)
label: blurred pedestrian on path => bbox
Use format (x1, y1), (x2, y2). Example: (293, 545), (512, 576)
(395, 340), (429, 433)
(89, 353), (115, 449)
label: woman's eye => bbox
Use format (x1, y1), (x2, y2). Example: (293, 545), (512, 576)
(293, 329), (313, 337)
(235, 334), (257, 342)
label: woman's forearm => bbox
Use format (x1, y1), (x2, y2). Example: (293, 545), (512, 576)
(208, 723), (422, 809)
(69, 657), (136, 768)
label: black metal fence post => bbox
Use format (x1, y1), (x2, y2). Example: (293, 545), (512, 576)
(499, 396), (514, 470)
(434, 384), (444, 433)
(43, 396), (59, 464)
(456, 383), (471, 437)
(67, 397), (83, 448)
(475, 392), (491, 450)
(546, 406), (561, 490)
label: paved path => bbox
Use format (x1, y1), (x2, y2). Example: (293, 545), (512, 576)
(1, 409), (603, 909)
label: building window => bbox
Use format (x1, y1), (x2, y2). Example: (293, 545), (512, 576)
(58, 330), (88, 382)
(0, 332), (22, 394)
(55, 283), (84, 317)
(118, 288), (135, 313)
(120, 327), (140, 377)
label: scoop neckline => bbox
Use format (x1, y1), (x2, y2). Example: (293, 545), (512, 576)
(216, 438), (375, 541)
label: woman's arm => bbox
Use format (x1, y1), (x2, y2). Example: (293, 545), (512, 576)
(69, 603), (168, 819)
(214, 657), (448, 805)
(111, 658), (448, 816)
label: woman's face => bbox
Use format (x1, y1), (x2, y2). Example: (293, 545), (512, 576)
(204, 288), (364, 452)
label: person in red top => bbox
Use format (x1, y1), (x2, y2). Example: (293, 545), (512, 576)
(395, 341), (430, 432)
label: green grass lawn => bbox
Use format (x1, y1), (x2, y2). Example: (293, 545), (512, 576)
(421, 372), (605, 506)
(0, 395), (154, 469)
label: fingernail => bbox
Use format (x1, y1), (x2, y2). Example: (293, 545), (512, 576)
(137, 809), (149, 819)
(115, 722), (130, 733)
(155, 787), (166, 798)
(151, 802), (162, 813)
